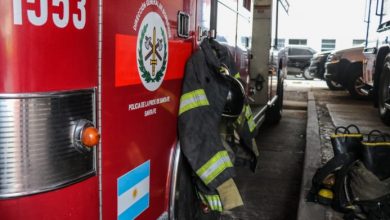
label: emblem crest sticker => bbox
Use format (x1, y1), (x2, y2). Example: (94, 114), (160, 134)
(136, 12), (168, 91)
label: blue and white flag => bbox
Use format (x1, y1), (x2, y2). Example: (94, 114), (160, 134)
(117, 160), (150, 220)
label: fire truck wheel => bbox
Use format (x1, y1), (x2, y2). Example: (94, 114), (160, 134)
(378, 54), (390, 125)
(266, 76), (284, 124)
(346, 62), (367, 99)
(325, 79), (344, 90)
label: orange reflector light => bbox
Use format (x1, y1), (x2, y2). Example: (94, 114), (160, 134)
(81, 127), (100, 147)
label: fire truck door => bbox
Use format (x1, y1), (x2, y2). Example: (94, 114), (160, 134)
(101, 0), (193, 219)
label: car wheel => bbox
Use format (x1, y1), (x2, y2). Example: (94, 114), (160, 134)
(266, 74), (283, 124)
(346, 63), (367, 99)
(303, 67), (314, 80)
(378, 54), (390, 125)
(325, 79), (344, 90)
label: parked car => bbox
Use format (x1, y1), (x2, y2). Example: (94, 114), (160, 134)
(279, 46), (316, 79)
(324, 45), (368, 98)
(308, 51), (343, 90)
(309, 51), (331, 79)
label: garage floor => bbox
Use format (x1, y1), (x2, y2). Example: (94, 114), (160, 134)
(222, 88), (308, 220)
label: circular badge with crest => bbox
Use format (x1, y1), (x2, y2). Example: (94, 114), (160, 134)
(136, 12), (168, 91)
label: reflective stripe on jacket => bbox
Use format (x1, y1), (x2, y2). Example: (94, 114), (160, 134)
(198, 192), (223, 212)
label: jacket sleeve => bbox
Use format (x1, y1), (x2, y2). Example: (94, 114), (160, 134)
(178, 53), (235, 190)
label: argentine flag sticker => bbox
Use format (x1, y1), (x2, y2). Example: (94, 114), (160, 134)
(117, 160), (150, 220)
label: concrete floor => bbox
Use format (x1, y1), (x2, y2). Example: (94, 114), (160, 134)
(222, 81), (309, 220)
(317, 94), (390, 134)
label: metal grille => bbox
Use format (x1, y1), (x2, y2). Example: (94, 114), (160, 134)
(0, 90), (96, 198)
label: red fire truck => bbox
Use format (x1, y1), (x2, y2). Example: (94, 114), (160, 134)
(0, 0), (284, 219)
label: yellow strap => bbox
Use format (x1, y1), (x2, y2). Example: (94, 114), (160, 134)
(362, 142), (390, 147)
(331, 134), (362, 138)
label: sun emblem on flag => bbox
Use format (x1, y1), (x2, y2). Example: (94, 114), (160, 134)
(132, 188), (138, 199)
(136, 12), (168, 91)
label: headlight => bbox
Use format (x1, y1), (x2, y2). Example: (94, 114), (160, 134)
(327, 54), (341, 63)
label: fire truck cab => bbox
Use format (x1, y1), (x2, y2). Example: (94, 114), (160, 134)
(0, 0), (284, 219)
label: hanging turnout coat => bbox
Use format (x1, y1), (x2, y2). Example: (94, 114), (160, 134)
(178, 39), (257, 211)
(178, 39), (237, 189)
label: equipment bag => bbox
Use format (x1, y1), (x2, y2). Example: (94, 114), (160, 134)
(361, 130), (390, 180)
(344, 162), (390, 220)
(331, 125), (363, 156)
(349, 161), (390, 201)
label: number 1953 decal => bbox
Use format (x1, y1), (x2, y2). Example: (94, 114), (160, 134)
(13, 0), (86, 29)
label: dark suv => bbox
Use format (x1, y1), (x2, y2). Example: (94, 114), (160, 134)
(279, 46), (316, 79)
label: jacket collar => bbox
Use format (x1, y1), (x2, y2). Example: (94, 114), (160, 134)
(200, 39), (229, 72)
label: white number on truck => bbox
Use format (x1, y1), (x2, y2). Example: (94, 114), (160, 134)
(13, 0), (86, 29)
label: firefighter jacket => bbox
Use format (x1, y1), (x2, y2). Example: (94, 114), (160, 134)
(178, 39), (256, 211)
(178, 39), (237, 190)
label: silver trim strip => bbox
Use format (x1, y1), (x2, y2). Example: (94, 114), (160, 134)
(169, 142), (181, 220)
(0, 89), (95, 98)
(252, 95), (279, 124)
(267, 95), (279, 106)
(255, 114), (266, 127)
(2, 172), (96, 198)
(253, 105), (268, 123)
(0, 89), (97, 199)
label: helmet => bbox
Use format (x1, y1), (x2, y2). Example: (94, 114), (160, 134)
(222, 74), (245, 119)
